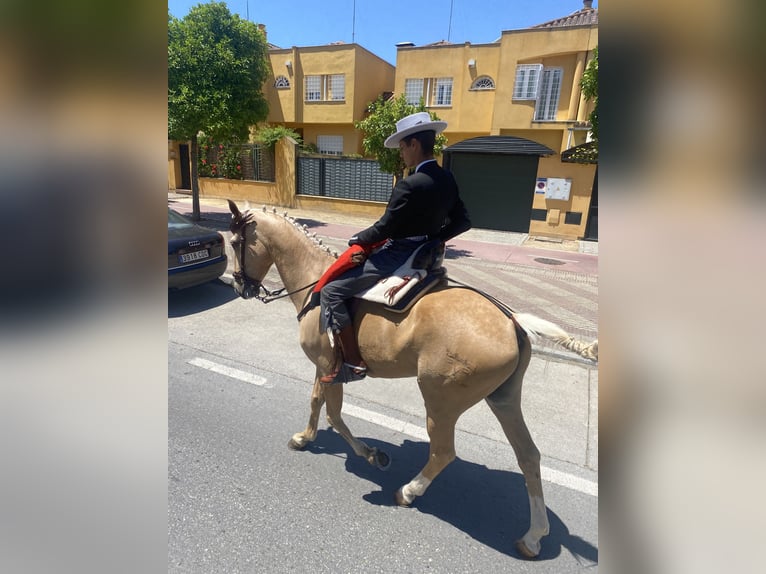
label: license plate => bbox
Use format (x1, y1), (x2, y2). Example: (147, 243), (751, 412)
(179, 249), (209, 263)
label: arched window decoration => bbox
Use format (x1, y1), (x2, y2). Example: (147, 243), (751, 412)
(470, 76), (495, 91)
(274, 75), (290, 89)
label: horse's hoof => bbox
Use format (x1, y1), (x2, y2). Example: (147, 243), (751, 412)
(288, 437), (306, 451)
(394, 488), (410, 507)
(374, 449), (391, 471)
(515, 539), (539, 560)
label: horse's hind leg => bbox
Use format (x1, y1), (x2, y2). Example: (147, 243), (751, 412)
(485, 346), (550, 558)
(323, 383), (391, 470)
(288, 369), (326, 450)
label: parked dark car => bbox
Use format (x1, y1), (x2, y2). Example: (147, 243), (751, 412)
(168, 208), (227, 289)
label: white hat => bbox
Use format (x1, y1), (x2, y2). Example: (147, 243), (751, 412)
(383, 112), (447, 148)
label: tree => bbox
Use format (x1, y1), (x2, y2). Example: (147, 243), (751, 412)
(168, 2), (270, 219)
(355, 94), (447, 179)
(580, 46), (598, 143)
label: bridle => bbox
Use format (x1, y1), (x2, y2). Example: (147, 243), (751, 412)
(231, 216), (317, 304)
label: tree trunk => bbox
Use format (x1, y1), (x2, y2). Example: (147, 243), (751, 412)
(190, 133), (201, 221)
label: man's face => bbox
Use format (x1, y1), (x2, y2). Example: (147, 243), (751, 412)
(398, 138), (417, 168)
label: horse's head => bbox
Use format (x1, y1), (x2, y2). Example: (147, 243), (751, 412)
(227, 200), (274, 300)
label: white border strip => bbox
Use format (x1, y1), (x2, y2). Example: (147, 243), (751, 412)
(189, 357), (268, 386)
(343, 403), (598, 497)
(188, 357), (597, 497)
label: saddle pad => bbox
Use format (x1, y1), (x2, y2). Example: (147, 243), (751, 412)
(354, 240), (446, 312)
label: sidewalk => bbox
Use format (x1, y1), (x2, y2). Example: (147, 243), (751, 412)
(167, 192), (598, 276)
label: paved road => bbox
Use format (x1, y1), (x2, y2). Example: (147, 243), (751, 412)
(169, 280), (599, 572)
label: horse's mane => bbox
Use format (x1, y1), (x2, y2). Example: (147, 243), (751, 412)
(254, 205), (340, 260)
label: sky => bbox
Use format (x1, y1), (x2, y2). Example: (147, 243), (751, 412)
(168, 0), (598, 66)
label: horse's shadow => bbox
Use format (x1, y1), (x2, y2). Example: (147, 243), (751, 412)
(305, 430), (598, 564)
(294, 217), (328, 230)
(444, 246), (473, 259)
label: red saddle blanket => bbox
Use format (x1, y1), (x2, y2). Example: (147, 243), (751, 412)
(311, 241), (387, 294)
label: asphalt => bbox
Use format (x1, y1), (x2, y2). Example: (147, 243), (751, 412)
(168, 191), (599, 479)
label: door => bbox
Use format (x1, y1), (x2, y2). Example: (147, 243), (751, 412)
(179, 144), (191, 190)
(447, 153), (539, 232)
(584, 167), (598, 240)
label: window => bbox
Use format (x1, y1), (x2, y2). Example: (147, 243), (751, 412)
(404, 79), (424, 105)
(329, 74), (345, 101)
(470, 76), (495, 90)
(274, 75), (290, 89)
(305, 76), (322, 101)
(304, 74), (345, 102)
(317, 135), (343, 156)
(534, 68), (562, 121)
(513, 64), (543, 100)
(404, 77), (453, 107)
(432, 77), (453, 106)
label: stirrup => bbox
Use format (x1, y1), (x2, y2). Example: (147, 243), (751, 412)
(320, 362), (367, 385)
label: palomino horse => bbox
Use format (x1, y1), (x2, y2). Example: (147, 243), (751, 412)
(227, 201), (597, 558)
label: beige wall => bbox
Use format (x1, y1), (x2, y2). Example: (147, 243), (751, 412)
(264, 44), (394, 154)
(529, 156), (596, 239)
(493, 27), (598, 138)
(394, 43), (500, 138)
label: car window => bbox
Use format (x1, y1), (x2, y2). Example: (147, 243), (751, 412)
(168, 209), (194, 228)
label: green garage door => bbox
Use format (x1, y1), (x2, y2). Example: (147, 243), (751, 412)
(447, 153), (539, 233)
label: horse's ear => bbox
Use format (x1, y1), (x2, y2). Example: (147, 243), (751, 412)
(228, 199), (241, 217)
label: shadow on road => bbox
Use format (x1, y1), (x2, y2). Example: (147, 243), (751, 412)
(168, 280), (238, 318)
(304, 431), (598, 565)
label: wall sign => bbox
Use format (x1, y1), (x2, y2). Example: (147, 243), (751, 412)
(544, 177), (572, 201)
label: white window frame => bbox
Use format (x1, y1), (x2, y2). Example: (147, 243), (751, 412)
(304, 74), (345, 102)
(274, 75), (290, 89)
(404, 78), (424, 105)
(305, 75), (322, 101)
(431, 77), (453, 107)
(513, 64), (543, 100)
(404, 77), (453, 107)
(534, 67), (563, 121)
(470, 76), (495, 91)
(317, 135), (344, 156)
(329, 74), (345, 101)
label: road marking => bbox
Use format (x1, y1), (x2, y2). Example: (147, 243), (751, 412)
(188, 357), (597, 497)
(343, 403), (598, 498)
(188, 357), (268, 387)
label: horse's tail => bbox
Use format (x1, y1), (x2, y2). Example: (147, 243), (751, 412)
(511, 312), (598, 362)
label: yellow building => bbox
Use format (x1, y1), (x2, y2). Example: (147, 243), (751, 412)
(393, 1), (598, 239)
(264, 43), (395, 156)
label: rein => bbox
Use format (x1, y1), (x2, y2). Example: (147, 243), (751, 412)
(232, 216), (318, 304)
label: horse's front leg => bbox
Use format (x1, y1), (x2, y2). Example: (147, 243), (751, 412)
(323, 384), (391, 470)
(288, 368), (325, 450)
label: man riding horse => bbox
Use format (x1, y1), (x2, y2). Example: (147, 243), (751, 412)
(319, 112), (471, 385)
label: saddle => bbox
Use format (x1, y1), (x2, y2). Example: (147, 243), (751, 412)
(297, 240), (446, 320)
(354, 239), (446, 312)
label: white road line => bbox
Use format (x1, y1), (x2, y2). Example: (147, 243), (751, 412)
(188, 357), (598, 497)
(343, 404), (598, 497)
(188, 357), (268, 386)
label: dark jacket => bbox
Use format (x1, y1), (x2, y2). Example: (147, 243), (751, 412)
(351, 161), (471, 245)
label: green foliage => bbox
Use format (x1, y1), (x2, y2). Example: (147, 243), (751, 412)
(354, 94), (447, 176)
(580, 46), (598, 143)
(168, 2), (270, 142)
(198, 138), (244, 179)
(254, 125), (303, 149)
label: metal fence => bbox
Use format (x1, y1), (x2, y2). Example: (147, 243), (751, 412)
(202, 143), (275, 182)
(297, 155), (393, 202)
(238, 144), (275, 182)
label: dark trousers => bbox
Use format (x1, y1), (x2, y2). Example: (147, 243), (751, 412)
(320, 239), (424, 332)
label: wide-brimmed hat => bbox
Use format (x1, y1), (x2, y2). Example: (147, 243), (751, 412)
(383, 112), (447, 148)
